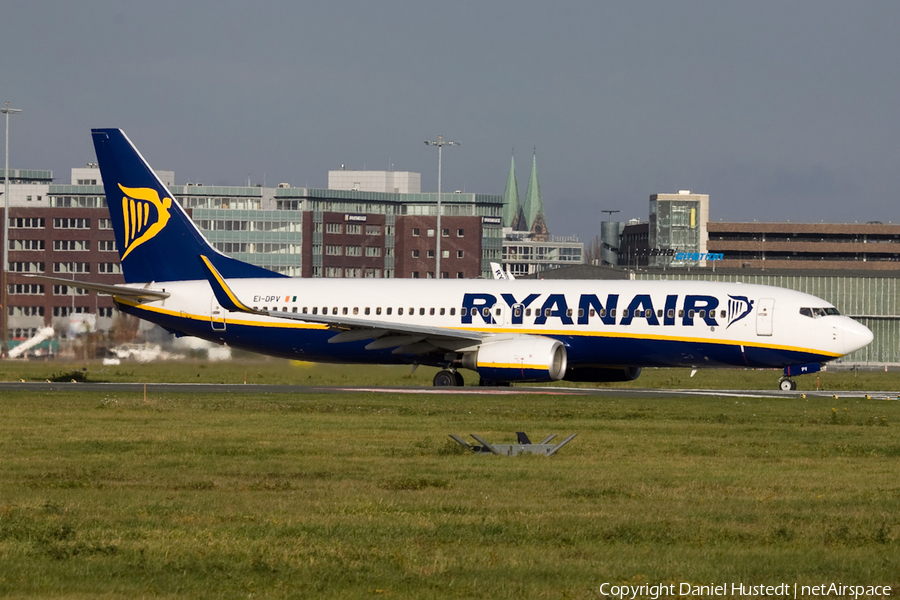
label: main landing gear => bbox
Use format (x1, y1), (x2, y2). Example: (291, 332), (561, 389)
(433, 370), (465, 387)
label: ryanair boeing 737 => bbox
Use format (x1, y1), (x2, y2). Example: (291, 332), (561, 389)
(31, 129), (874, 389)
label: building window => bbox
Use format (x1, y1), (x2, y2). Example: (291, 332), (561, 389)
(365, 246), (381, 257)
(326, 223), (342, 234)
(98, 240), (117, 252)
(98, 263), (122, 274)
(427, 250), (435, 258)
(325, 267), (342, 277)
(411, 250), (419, 258)
(346, 224), (362, 235)
(442, 250), (449, 259)
(457, 229), (465, 237)
(98, 307), (115, 318)
(441, 272), (449, 279)
(10, 262), (44, 273)
(53, 218), (90, 229)
(457, 250), (464, 258)
(345, 267), (361, 277)
(9, 217), (45, 229)
(53, 285), (89, 296)
(412, 228), (420, 237)
(325, 245), (342, 256)
(53, 262), (90, 274)
(8, 239), (44, 251)
(53, 240), (91, 251)
(427, 229), (435, 237)
(345, 246), (362, 257)
(412, 271), (419, 278)
(365, 225), (381, 235)
(456, 272), (464, 278)
(98, 218), (113, 230)
(442, 228), (449, 237)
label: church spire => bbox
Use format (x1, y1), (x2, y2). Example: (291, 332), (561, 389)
(502, 154), (520, 228)
(522, 151), (548, 240)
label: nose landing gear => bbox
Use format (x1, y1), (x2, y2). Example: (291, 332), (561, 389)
(779, 363), (822, 391)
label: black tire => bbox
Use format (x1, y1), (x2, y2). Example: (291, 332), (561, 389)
(433, 370), (456, 386)
(452, 371), (464, 387)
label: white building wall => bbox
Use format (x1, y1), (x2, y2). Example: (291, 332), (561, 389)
(328, 170), (421, 194)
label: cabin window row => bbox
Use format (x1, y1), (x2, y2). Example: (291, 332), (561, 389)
(248, 305), (728, 321)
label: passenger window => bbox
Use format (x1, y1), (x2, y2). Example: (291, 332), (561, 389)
(645, 309), (652, 318)
(657, 309), (663, 318)
(460, 307), (467, 316)
(610, 309), (616, 317)
(622, 309), (629, 318)
(600, 309), (606, 317)
(420, 308), (425, 316)
(590, 309), (596, 317)
(720, 310), (726, 318)
(678, 310), (684, 318)
(566, 309), (573, 317)
(545, 308), (552, 317)
(483, 307), (491, 317)
(332, 307), (338, 315)
(386, 307), (391, 315)
(667, 309), (675, 319)
(312, 307), (318, 315)
(365, 307), (370, 315)
(430, 308), (435, 316)
(440, 308), (445, 316)
(450, 308), (456, 316)
(292, 307), (297, 313)
(342, 307), (348, 315)
(376, 307), (382, 315)
(526, 308), (532, 317)
(689, 310), (695, 318)
(353, 307), (358, 315)
(495, 308), (501, 316)
(699, 310), (706, 318)
(514, 307), (522, 317)
(399, 308), (404, 315)
(409, 308), (414, 315)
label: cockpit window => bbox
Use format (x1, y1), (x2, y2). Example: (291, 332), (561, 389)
(800, 307), (841, 318)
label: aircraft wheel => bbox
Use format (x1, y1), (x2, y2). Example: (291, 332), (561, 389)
(452, 371), (465, 387)
(433, 370), (457, 387)
(779, 378), (796, 391)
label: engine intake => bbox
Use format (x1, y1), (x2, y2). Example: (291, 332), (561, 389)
(463, 336), (567, 382)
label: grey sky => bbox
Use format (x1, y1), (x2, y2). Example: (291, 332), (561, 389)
(3, 1), (899, 243)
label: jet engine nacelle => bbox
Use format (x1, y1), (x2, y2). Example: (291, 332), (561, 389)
(463, 336), (567, 382)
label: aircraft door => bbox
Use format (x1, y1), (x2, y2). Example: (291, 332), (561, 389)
(210, 297), (226, 331)
(756, 298), (774, 336)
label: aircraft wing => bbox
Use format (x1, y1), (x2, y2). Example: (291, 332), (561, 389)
(199, 256), (483, 354)
(24, 274), (170, 301)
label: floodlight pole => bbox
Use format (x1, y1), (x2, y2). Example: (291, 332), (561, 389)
(424, 135), (459, 278)
(1, 103), (22, 356)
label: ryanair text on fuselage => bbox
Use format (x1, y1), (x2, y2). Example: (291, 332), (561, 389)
(461, 292), (754, 329)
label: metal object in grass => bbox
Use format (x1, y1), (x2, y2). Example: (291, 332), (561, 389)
(449, 432), (576, 456)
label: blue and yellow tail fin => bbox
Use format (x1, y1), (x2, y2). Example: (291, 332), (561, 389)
(91, 128), (285, 283)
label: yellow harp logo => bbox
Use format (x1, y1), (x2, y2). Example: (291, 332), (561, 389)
(119, 184), (173, 260)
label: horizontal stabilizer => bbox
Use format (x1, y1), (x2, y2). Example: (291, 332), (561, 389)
(24, 274), (169, 301)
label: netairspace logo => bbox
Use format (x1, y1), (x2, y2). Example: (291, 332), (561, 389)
(596, 581), (892, 599)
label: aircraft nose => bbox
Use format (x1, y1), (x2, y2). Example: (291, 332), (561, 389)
(841, 318), (873, 355)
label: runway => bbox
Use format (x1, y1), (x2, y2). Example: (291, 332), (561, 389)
(0, 381), (895, 400)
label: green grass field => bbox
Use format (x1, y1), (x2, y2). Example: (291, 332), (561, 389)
(1, 366), (898, 598)
(2, 357), (899, 391)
